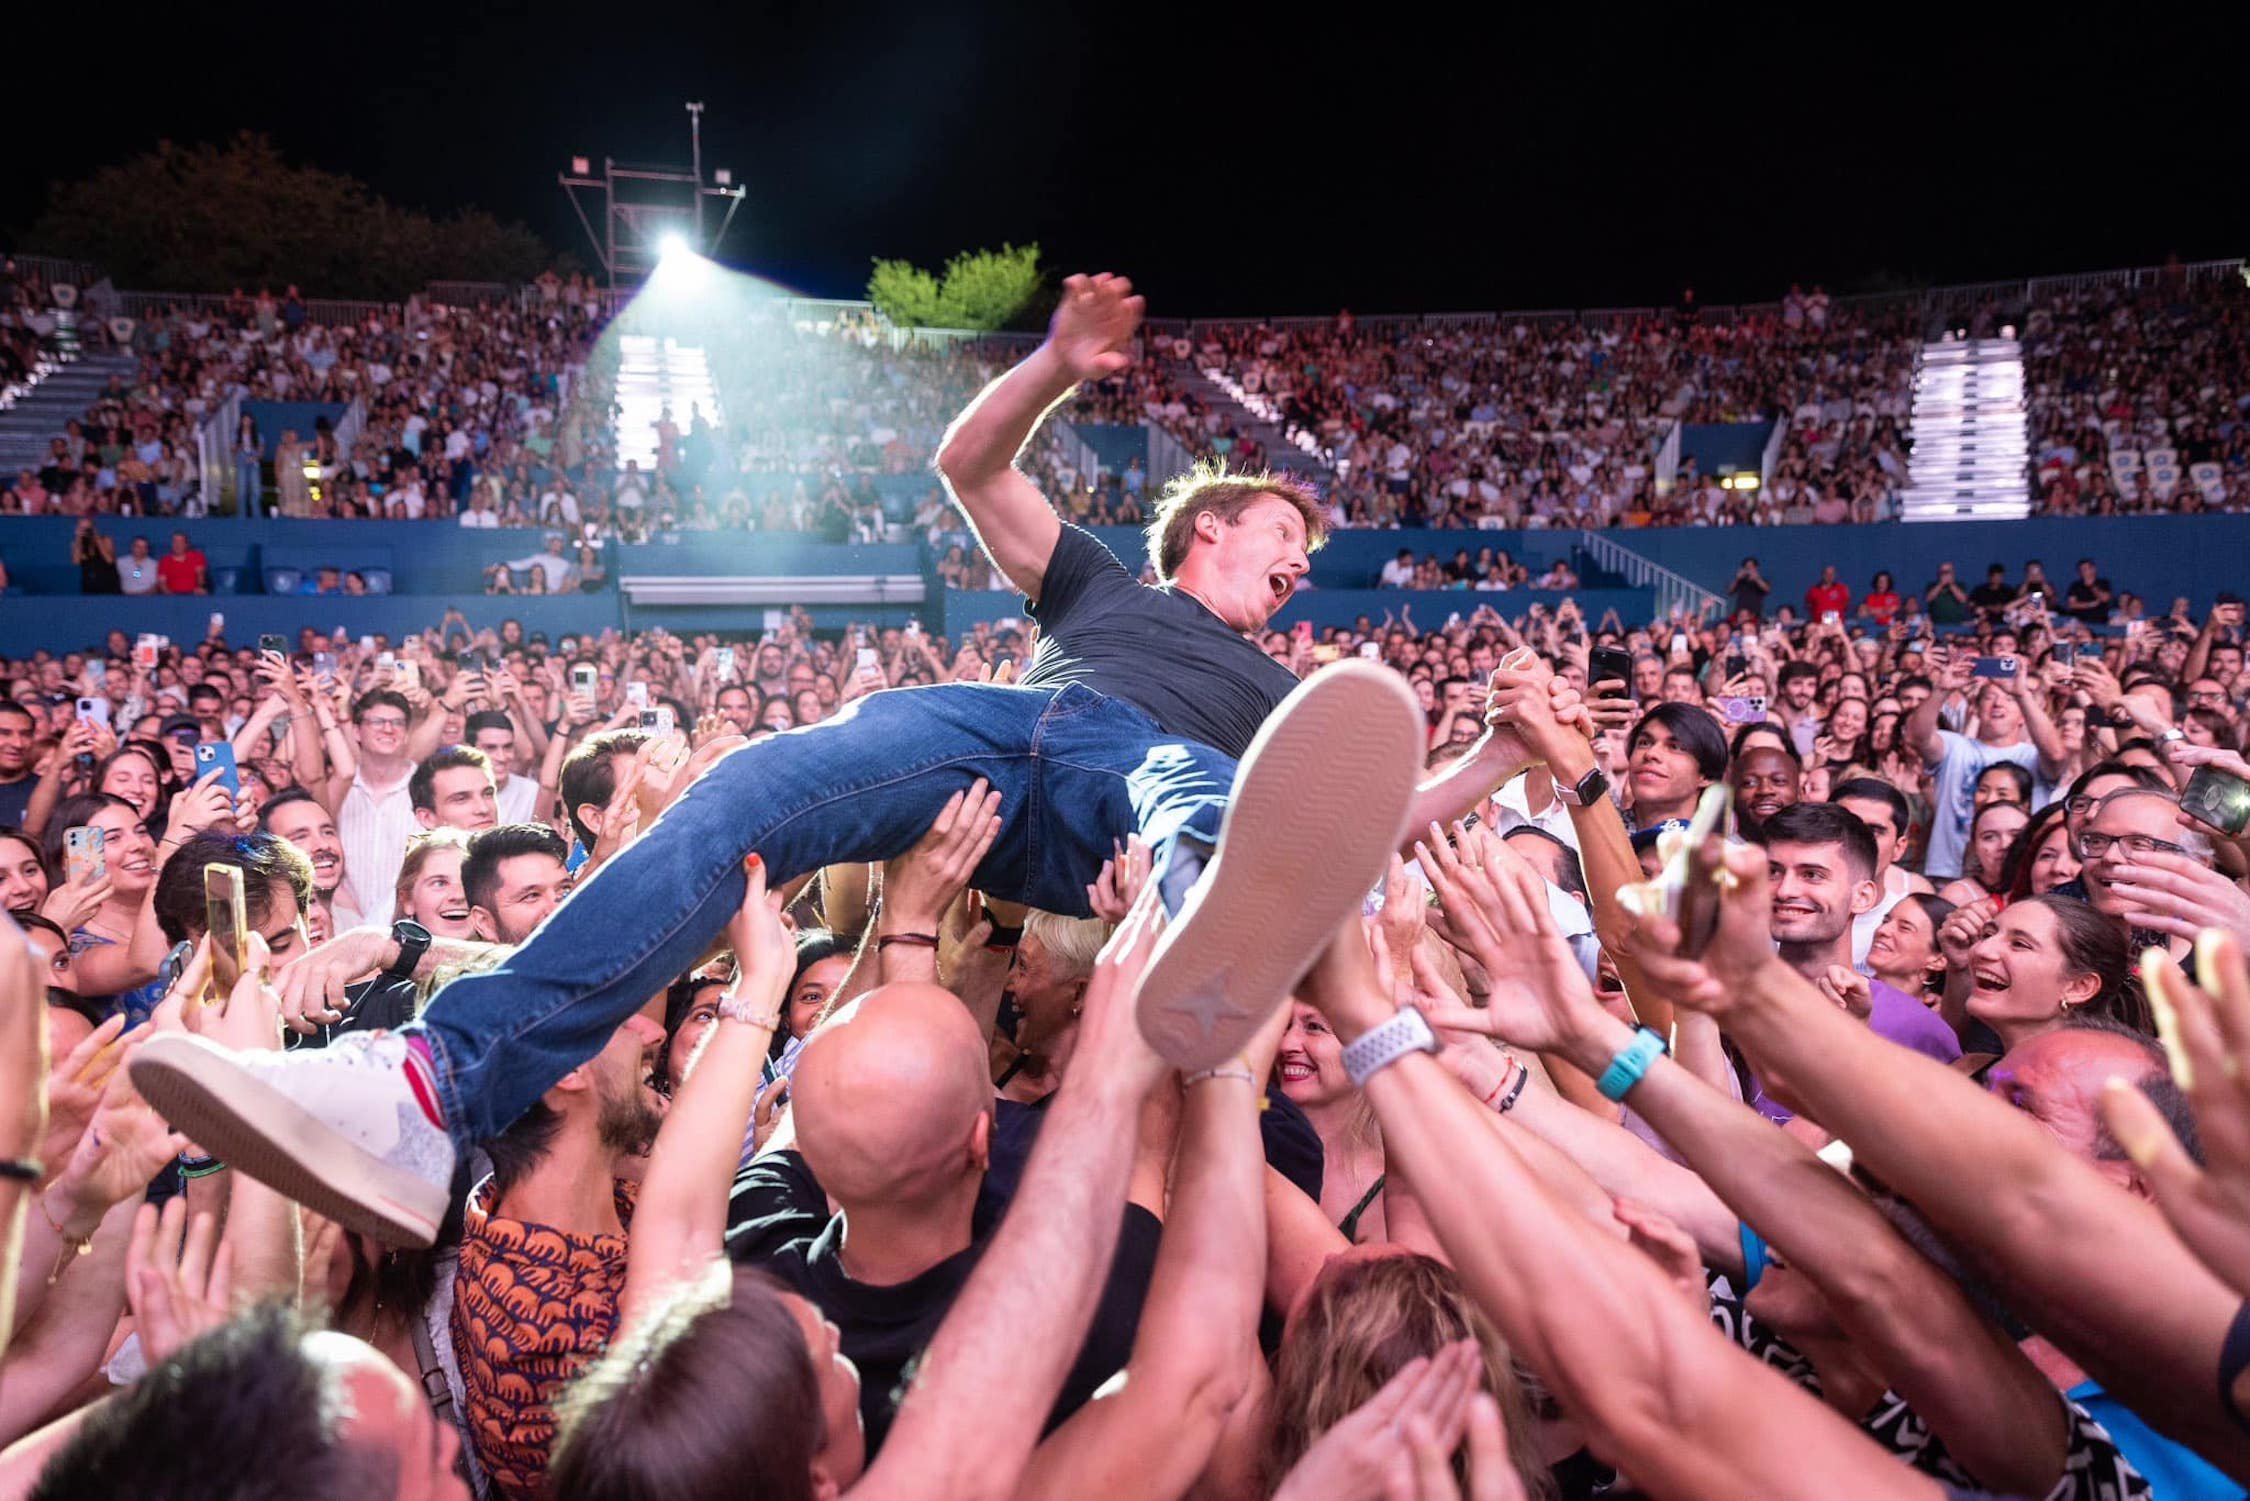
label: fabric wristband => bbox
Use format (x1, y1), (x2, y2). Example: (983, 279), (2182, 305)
(876, 932), (939, 951)
(1596, 1027), (1667, 1102)
(1341, 1006), (1440, 1088)
(0, 1157), (41, 1184)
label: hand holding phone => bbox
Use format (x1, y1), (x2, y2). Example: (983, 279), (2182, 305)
(2182, 765), (2250, 837)
(64, 827), (106, 887)
(193, 741), (241, 798)
(204, 863), (248, 1003)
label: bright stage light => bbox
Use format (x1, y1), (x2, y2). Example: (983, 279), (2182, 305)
(658, 232), (691, 260)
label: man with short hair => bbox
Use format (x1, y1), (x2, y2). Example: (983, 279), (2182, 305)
(462, 823), (574, 944)
(713, 685), (756, 739)
(262, 788), (367, 931)
(467, 711), (542, 825)
(1908, 645), (2065, 879)
(337, 690), (423, 927)
(117, 536), (159, 596)
(0, 701), (35, 826)
(155, 530), (209, 595)
(26, 1306), (467, 1500)
(1831, 776), (1932, 968)
(2075, 787), (2217, 958)
(151, 829), (315, 967)
(410, 746), (500, 834)
(455, 1001), (666, 1496)
(1747, 802), (1961, 1122)
(1729, 745), (1800, 836)
(186, 683), (228, 742)
(557, 729), (650, 855)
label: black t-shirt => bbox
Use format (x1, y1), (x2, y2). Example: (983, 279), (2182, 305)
(0, 777), (33, 828)
(285, 974), (419, 1051)
(2064, 578), (2112, 622)
(1968, 582), (2016, 620)
(725, 1148), (1158, 1457)
(1018, 524), (1300, 760)
(1730, 572), (1771, 617)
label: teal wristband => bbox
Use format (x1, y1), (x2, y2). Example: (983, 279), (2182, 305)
(1596, 1027), (1666, 1102)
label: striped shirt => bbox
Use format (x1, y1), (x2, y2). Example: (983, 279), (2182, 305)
(338, 769), (419, 928)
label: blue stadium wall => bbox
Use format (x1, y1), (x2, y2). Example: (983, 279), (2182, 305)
(0, 516), (2237, 653)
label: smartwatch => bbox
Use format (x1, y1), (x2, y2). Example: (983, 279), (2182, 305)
(383, 918), (433, 981)
(1341, 1006), (1441, 1088)
(1556, 765), (1611, 808)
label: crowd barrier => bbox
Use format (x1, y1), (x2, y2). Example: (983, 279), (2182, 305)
(0, 515), (2235, 654)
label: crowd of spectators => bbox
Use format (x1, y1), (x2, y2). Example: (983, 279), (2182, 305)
(2026, 274), (2250, 516)
(10, 268), (2250, 1501)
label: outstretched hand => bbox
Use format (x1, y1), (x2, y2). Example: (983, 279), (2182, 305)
(126, 1198), (235, 1367)
(1620, 838), (1778, 1019)
(1047, 273), (1145, 383)
(883, 781), (1004, 930)
(1414, 826), (1599, 1056)
(2101, 934), (2250, 1299)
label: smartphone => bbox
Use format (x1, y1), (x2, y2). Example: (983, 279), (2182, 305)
(76, 696), (110, 729)
(1722, 653), (1748, 677)
(462, 648), (486, 674)
(359, 634), (376, 653)
(1669, 785), (1735, 960)
(1821, 610), (1841, 627)
(2052, 642), (2079, 668)
(133, 634), (160, 671)
(1292, 621), (1313, 643)
(194, 741), (240, 797)
(1715, 695), (1769, 725)
(63, 827), (105, 887)
(1311, 644), (1342, 664)
(1971, 656), (2021, 680)
(159, 939), (193, 992)
(626, 681), (650, 708)
(312, 651), (338, 678)
(639, 706), (678, 736)
(715, 647), (736, 681)
(903, 619), (922, 640)
(1588, 646), (1633, 697)
(204, 863), (247, 1003)
(856, 647), (879, 674)
(1358, 642), (1381, 660)
(1669, 633), (1690, 657)
(571, 663), (599, 694)
(2182, 766), (2250, 837)
(260, 633), (288, 657)
(376, 652), (396, 673)
(395, 660), (420, 693)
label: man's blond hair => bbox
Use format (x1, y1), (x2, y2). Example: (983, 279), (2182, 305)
(1142, 458), (1327, 582)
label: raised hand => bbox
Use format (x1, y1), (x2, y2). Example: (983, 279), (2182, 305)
(2103, 850), (2250, 946)
(126, 1198), (235, 1366)
(2101, 935), (2250, 1298)
(1270, 1341), (1485, 1501)
(1815, 963), (1873, 1020)
(1085, 836), (1152, 924)
(167, 769), (237, 839)
(1047, 273), (1145, 383)
(1415, 825), (1598, 1055)
(1621, 839), (1781, 1019)
(882, 781), (1003, 931)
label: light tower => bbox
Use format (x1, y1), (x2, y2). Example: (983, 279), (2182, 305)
(559, 102), (748, 296)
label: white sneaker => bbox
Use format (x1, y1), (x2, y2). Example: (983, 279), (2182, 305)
(1135, 661), (1426, 1070)
(130, 1030), (454, 1247)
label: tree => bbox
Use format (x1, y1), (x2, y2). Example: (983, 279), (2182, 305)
(26, 134), (552, 299)
(867, 243), (1044, 331)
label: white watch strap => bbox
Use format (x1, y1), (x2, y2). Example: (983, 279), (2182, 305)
(1342, 1006), (1440, 1088)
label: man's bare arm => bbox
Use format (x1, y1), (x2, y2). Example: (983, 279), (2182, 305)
(935, 274), (1143, 602)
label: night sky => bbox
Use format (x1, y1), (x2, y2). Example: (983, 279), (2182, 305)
(7, 5), (2244, 316)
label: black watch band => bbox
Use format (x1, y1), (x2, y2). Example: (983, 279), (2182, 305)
(1558, 765), (1610, 808)
(384, 919), (433, 980)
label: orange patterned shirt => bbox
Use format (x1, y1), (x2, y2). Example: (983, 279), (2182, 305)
(451, 1179), (634, 1500)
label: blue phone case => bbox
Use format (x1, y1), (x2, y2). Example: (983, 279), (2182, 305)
(195, 742), (240, 796)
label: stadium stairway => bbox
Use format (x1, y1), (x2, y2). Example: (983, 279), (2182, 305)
(612, 333), (722, 476)
(1180, 365), (1332, 482)
(1898, 337), (2031, 521)
(0, 316), (136, 475)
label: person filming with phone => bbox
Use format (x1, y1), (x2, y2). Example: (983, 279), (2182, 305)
(1907, 643), (2068, 880)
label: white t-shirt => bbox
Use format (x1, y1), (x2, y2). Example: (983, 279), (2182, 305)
(1924, 730), (2042, 879)
(1378, 558), (1416, 588)
(496, 773), (541, 826)
(458, 509), (498, 529)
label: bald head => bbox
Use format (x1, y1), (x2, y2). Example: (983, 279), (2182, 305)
(792, 983), (993, 1207)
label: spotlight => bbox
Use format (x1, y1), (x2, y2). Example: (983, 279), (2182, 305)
(658, 232), (691, 261)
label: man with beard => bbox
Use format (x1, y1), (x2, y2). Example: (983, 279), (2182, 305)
(452, 1000), (668, 1499)
(1746, 802), (1961, 1124)
(262, 789), (367, 929)
(1728, 744), (1801, 837)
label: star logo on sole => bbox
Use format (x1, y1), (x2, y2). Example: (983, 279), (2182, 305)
(1165, 987), (1253, 1042)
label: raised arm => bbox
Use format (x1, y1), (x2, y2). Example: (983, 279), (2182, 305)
(855, 885), (1170, 1501)
(1907, 645), (1965, 765)
(935, 274), (1141, 602)
(1298, 920), (1938, 1501)
(1643, 838), (2250, 1483)
(619, 862), (788, 1332)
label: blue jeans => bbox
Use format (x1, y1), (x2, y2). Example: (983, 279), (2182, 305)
(236, 457), (262, 517)
(414, 683), (1237, 1147)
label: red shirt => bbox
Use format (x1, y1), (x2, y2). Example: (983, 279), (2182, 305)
(1863, 589), (1901, 625)
(155, 550), (206, 594)
(1805, 581), (1850, 619)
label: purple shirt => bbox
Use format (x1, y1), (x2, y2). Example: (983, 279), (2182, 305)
(1753, 976), (1962, 1124)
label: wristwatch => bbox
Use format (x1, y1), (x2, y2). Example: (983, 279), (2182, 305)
(1342, 1006), (1441, 1088)
(1555, 765), (1611, 808)
(383, 918), (433, 981)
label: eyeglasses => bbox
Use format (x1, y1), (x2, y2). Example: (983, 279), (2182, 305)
(2079, 831), (2186, 859)
(358, 715), (408, 731)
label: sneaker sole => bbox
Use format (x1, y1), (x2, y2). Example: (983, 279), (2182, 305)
(1136, 662), (1425, 1070)
(130, 1034), (445, 1248)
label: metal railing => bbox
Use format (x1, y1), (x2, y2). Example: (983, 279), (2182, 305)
(197, 389), (242, 516)
(3, 253), (102, 291)
(1653, 420), (1682, 496)
(1147, 422), (1198, 487)
(1578, 530), (1723, 620)
(1759, 415), (1790, 489)
(1049, 420), (1104, 491)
